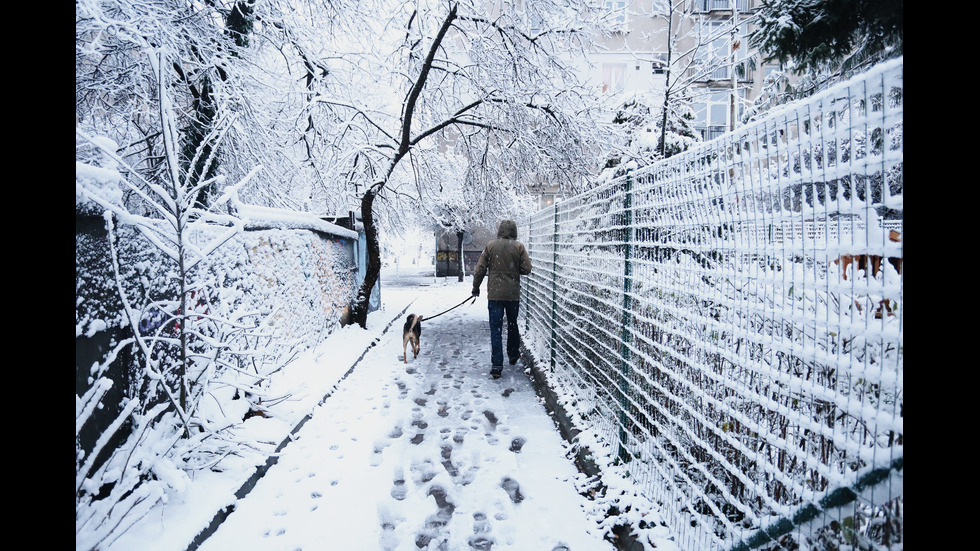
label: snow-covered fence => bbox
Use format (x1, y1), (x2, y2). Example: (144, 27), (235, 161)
(521, 57), (903, 550)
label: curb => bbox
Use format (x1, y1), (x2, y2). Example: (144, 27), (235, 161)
(520, 347), (646, 551)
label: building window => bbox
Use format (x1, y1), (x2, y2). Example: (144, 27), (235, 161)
(603, 1), (627, 29)
(764, 65), (782, 79)
(525, 1), (543, 35)
(697, 0), (729, 10)
(694, 88), (744, 140)
(602, 64), (626, 94)
(651, 53), (668, 74)
(697, 20), (730, 79)
(688, 19), (749, 81)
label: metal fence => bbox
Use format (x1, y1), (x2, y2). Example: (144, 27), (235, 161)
(520, 57), (903, 550)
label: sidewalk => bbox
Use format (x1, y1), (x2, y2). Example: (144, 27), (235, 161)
(191, 272), (614, 550)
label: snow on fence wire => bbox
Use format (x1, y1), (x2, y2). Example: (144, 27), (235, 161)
(520, 57), (903, 550)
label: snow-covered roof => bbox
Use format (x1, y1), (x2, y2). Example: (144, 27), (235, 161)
(234, 203), (358, 240)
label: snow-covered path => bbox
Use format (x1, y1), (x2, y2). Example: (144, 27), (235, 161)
(192, 270), (614, 551)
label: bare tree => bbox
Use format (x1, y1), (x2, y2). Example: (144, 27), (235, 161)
(75, 2), (300, 545)
(648, 0), (755, 156)
(309, 0), (613, 327)
(76, 69), (259, 549)
(78, 1), (613, 327)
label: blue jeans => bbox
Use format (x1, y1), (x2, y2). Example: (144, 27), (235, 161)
(488, 300), (521, 367)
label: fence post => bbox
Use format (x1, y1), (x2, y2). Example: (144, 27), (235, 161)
(618, 173), (634, 462)
(550, 204), (559, 372)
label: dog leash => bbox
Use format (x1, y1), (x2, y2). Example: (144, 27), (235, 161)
(423, 295), (477, 321)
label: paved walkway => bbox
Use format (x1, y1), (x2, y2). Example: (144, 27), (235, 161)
(195, 275), (613, 551)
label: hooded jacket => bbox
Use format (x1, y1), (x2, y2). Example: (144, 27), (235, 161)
(472, 220), (532, 301)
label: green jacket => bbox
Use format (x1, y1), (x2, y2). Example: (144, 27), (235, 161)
(472, 220), (532, 301)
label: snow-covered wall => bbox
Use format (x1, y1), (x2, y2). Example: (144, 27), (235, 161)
(76, 211), (359, 467)
(75, 130), (382, 548)
(235, 228), (358, 343)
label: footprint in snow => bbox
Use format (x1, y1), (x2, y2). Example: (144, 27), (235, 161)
(482, 410), (498, 427)
(391, 478), (407, 501)
(500, 477), (524, 504)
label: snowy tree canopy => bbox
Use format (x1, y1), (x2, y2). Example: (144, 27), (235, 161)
(748, 0), (903, 76)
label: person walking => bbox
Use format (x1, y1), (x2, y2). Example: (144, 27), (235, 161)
(471, 220), (533, 378)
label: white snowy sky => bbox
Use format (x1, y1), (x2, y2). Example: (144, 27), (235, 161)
(104, 263), (680, 551)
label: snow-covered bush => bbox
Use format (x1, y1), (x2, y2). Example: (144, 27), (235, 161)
(76, 131), (358, 550)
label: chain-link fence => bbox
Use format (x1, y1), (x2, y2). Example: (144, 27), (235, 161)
(521, 57), (903, 550)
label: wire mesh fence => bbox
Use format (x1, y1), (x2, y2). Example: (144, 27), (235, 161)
(520, 57), (903, 550)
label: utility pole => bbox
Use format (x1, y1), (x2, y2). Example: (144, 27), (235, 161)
(730, 0), (739, 132)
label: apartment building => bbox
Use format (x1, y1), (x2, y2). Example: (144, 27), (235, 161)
(587, 0), (769, 142)
(515, 0), (779, 208)
(443, 2), (780, 223)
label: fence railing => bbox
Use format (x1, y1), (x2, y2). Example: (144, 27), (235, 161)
(695, 0), (754, 12)
(521, 57), (903, 550)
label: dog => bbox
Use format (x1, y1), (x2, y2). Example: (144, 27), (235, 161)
(831, 230), (902, 318)
(403, 314), (423, 363)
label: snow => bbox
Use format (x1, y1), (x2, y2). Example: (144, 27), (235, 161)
(75, 160), (124, 213)
(231, 199), (359, 239)
(103, 264), (664, 551)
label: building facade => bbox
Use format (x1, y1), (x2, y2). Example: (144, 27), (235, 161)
(587, 0), (772, 142)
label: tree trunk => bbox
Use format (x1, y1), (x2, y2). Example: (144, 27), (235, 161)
(658, 2), (675, 158)
(349, 5), (458, 328)
(456, 230), (465, 282)
(351, 189), (382, 328)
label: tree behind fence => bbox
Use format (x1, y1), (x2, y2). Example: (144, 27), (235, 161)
(521, 57), (903, 550)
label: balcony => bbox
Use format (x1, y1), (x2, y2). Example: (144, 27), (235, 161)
(696, 125), (728, 141)
(685, 58), (755, 84)
(695, 0), (753, 12)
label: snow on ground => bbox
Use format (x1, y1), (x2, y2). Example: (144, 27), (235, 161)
(107, 263), (616, 551)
